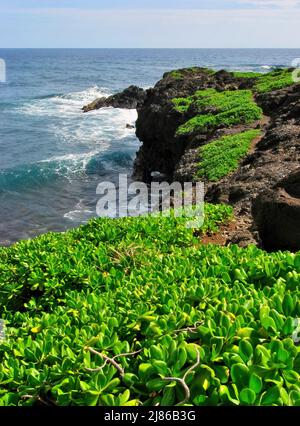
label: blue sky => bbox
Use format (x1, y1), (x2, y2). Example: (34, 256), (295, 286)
(1, 1), (300, 47)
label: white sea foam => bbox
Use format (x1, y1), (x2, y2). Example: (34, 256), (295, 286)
(16, 85), (138, 146)
(64, 200), (94, 222)
(16, 86), (110, 117)
(37, 150), (102, 181)
(39, 150), (100, 165)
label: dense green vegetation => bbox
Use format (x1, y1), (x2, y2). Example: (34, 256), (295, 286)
(231, 72), (262, 79)
(254, 69), (295, 93)
(197, 130), (261, 182)
(169, 70), (184, 80)
(172, 69), (296, 136)
(0, 204), (299, 407)
(231, 69), (296, 93)
(174, 89), (263, 136)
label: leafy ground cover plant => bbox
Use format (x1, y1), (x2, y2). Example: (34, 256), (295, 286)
(231, 69), (296, 93)
(254, 69), (295, 93)
(196, 130), (261, 181)
(0, 203), (299, 407)
(231, 72), (262, 79)
(174, 89), (262, 136)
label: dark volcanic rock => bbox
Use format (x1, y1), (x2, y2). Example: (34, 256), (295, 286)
(82, 65), (300, 250)
(256, 82), (300, 121)
(226, 230), (258, 248)
(205, 92), (300, 200)
(82, 85), (146, 112)
(133, 67), (300, 250)
(134, 68), (248, 181)
(204, 85), (300, 250)
(252, 169), (300, 251)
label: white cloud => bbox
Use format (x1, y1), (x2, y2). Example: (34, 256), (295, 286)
(1, 7), (300, 48)
(236, 0), (299, 7)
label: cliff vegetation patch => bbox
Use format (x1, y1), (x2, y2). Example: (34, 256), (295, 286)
(196, 130), (261, 182)
(174, 89), (263, 136)
(254, 69), (295, 93)
(231, 69), (296, 93)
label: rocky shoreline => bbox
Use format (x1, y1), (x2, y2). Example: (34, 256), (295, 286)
(83, 67), (300, 251)
(82, 85), (146, 112)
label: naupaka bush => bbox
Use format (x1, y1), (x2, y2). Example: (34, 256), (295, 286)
(0, 204), (299, 406)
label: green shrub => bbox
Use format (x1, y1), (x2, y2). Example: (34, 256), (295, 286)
(175, 89), (262, 136)
(0, 204), (299, 407)
(169, 71), (184, 80)
(229, 69), (296, 92)
(254, 69), (295, 93)
(231, 72), (262, 79)
(172, 96), (194, 113)
(197, 130), (261, 181)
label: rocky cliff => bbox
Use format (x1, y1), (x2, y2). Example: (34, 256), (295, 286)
(134, 67), (300, 251)
(83, 67), (300, 251)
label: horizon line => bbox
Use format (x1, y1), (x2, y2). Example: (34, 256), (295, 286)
(1, 47), (300, 49)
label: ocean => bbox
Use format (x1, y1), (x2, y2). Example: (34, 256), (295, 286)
(0, 48), (300, 245)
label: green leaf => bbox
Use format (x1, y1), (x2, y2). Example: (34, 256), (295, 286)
(146, 378), (166, 392)
(161, 384), (176, 406)
(282, 370), (299, 385)
(175, 347), (187, 370)
(104, 378), (121, 392)
(138, 363), (155, 381)
(240, 388), (256, 405)
(80, 381), (90, 392)
(150, 345), (164, 361)
(214, 365), (229, 384)
(231, 364), (250, 389)
(122, 373), (139, 387)
(239, 340), (253, 363)
(237, 328), (254, 338)
(282, 318), (295, 335)
(119, 390), (130, 406)
(282, 294), (294, 317)
(123, 399), (140, 406)
(152, 360), (169, 376)
(186, 343), (202, 362)
(276, 348), (289, 364)
(261, 386), (281, 406)
(84, 390), (100, 406)
(289, 390), (300, 406)
(249, 374), (263, 394)
(261, 316), (277, 332)
(219, 385), (239, 405)
(259, 305), (270, 321)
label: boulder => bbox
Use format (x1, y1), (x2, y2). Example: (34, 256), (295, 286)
(82, 85), (146, 112)
(252, 169), (300, 251)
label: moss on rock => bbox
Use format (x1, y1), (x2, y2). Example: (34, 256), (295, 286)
(196, 129), (261, 181)
(174, 89), (263, 135)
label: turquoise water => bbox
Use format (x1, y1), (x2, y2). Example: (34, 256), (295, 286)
(0, 48), (299, 244)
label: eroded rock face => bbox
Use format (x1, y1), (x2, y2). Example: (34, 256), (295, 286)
(82, 67), (300, 250)
(134, 68), (251, 181)
(205, 85), (300, 250)
(82, 86), (146, 112)
(252, 170), (300, 251)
